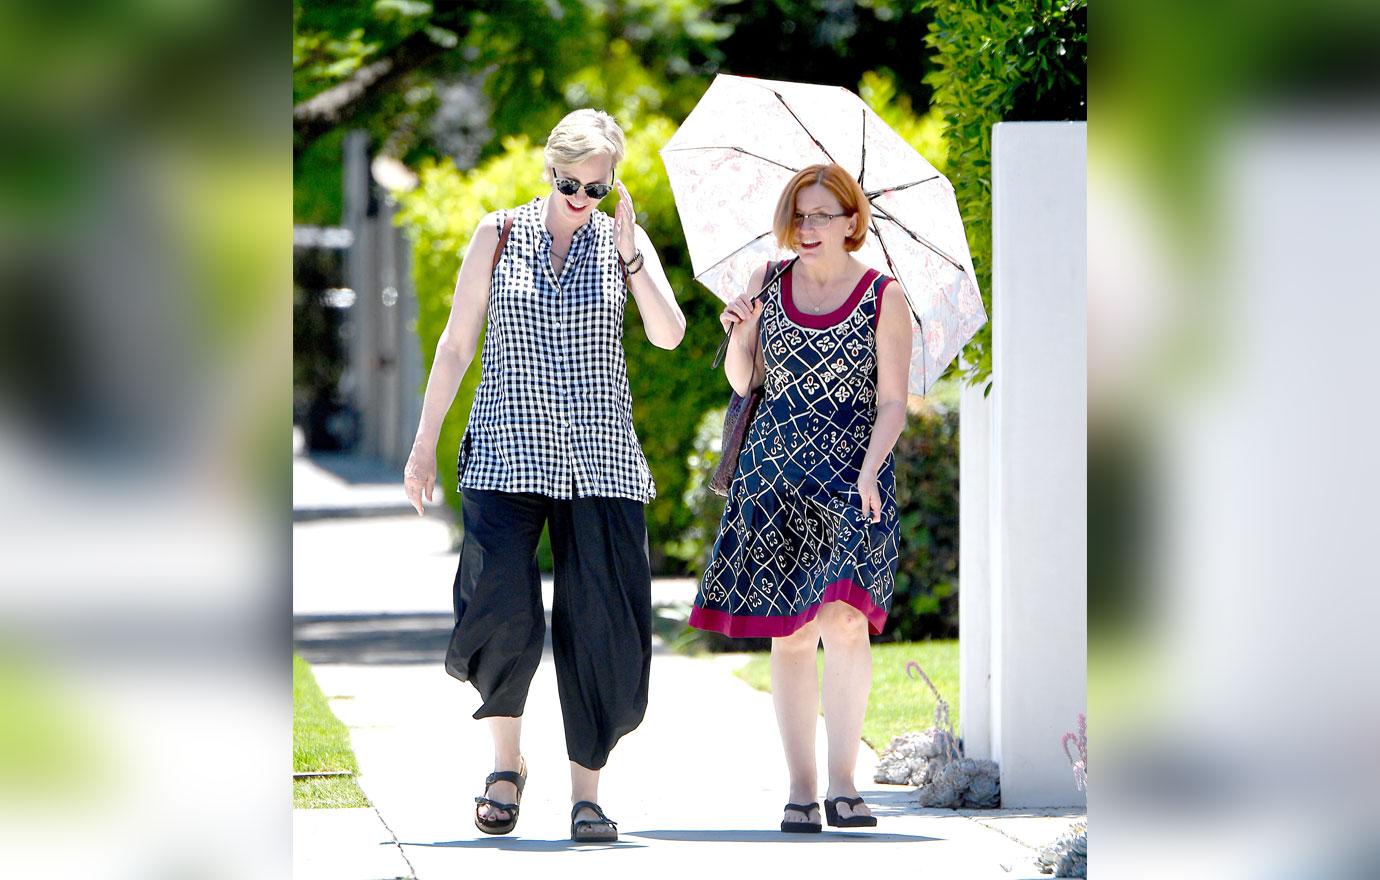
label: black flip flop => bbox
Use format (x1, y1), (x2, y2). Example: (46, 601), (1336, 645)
(780, 801), (822, 833)
(823, 795), (877, 828)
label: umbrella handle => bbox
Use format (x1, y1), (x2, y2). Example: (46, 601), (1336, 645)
(709, 258), (796, 370)
(711, 326), (734, 370)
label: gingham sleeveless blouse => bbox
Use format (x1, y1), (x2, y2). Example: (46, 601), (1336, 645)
(456, 197), (655, 501)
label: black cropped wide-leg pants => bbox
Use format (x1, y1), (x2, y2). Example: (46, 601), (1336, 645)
(444, 487), (653, 770)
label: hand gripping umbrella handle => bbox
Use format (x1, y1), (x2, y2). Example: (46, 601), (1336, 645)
(710, 258), (796, 369)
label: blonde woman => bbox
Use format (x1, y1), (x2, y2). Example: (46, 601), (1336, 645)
(403, 109), (684, 842)
(691, 164), (912, 831)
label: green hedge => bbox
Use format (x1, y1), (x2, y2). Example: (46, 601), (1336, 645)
(920, 0), (1087, 388)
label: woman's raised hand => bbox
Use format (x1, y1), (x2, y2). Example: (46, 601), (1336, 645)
(613, 181), (636, 263)
(719, 293), (765, 334)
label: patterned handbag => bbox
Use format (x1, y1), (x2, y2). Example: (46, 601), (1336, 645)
(707, 259), (795, 497)
(708, 386), (761, 497)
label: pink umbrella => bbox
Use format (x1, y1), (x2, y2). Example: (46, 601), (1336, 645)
(660, 73), (987, 394)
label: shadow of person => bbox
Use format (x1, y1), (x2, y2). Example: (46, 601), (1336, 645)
(624, 829), (939, 844)
(401, 837), (648, 852)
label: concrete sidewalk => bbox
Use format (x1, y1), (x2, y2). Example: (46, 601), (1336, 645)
(292, 454), (1082, 878)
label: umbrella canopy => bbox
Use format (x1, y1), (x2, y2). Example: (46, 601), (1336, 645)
(660, 73), (987, 394)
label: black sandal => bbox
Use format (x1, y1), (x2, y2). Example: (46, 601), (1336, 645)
(473, 758), (527, 835)
(780, 802), (822, 833)
(823, 795), (877, 828)
(570, 800), (618, 843)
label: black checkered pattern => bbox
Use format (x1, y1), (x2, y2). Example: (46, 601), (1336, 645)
(456, 197), (655, 502)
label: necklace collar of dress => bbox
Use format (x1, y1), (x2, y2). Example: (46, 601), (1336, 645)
(782, 264), (879, 330)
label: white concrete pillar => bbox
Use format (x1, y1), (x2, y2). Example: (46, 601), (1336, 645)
(958, 376), (993, 760)
(988, 121), (1087, 808)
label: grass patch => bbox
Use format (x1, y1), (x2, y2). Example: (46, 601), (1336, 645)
(293, 774), (372, 809)
(734, 640), (959, 753)
(293, 655), (368, 809)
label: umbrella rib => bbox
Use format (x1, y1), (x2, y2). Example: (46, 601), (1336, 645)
(871, 205), (967, 273)
(864, 175), (943, 200)
(870, 222), (928, 391)
(660, 145), (800, 174)
(869, 223), (923, 328)
(858, 108), (867, 187)
(772, 90), (835, 164)
(694, 230), (774, 281)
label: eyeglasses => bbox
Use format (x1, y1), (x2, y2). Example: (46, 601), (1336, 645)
(792, 211), (850, 229)
(552, 167), (615, 200)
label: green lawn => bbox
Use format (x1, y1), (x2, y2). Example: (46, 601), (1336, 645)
(734, 640), (959, 753)
(293, 655), (368, 808)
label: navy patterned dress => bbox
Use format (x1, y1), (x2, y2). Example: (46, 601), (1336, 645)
(691, 261), (900, 638)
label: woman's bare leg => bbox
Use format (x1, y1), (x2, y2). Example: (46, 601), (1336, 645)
(818, 601), (873, 820)
(477, 715), (523, 823)
(772, 618), (822, 824)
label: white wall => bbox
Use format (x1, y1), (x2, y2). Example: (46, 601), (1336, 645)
(958, 374), (993, 760)
(961, 121), (1086, 808)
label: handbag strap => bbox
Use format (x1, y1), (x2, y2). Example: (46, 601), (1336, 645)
(711, 257), (798, 369)
(491, 215), (514, 270)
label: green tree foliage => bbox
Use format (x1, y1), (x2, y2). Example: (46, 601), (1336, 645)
(920, 0), (1087, 388)
(291, 1), (948, 225)
(714, 0), (934, 100)
(292, 0), (733, 225)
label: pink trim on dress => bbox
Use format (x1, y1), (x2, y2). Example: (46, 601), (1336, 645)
(688, 579), (889, 638)
(872, 276), (893, 330)
(783, 267), (880, 329)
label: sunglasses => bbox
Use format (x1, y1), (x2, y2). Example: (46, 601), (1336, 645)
(552, 167), (615, 200)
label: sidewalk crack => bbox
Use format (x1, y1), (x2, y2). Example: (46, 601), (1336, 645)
(372, 804), (417, 879)
(965, 814), (1038, 850)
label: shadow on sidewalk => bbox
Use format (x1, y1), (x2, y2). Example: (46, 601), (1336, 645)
(303, 451), (401, 485)
(294, 611), (676, 665)
(294, 612), (457, 665)
(402, 838), (647, 851)
(626, 829), (938, 844)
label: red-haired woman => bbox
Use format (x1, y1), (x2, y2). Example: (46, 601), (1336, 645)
(691, 163), (913, 832)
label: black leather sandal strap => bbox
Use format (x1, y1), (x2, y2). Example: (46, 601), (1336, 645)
(831, 796), (865, 807)
(570, 801), (617, 826)
(784, 802), (820, 813)
(484, 770), (526, 788)
(474, 796), (519, 812)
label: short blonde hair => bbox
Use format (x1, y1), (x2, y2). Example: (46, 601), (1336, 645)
(543, 109), (626, 181)
(773, 163), (870, 252)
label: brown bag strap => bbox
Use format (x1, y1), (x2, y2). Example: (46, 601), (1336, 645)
(491, 215), (514, 271)
(711, 257), (796, 369)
